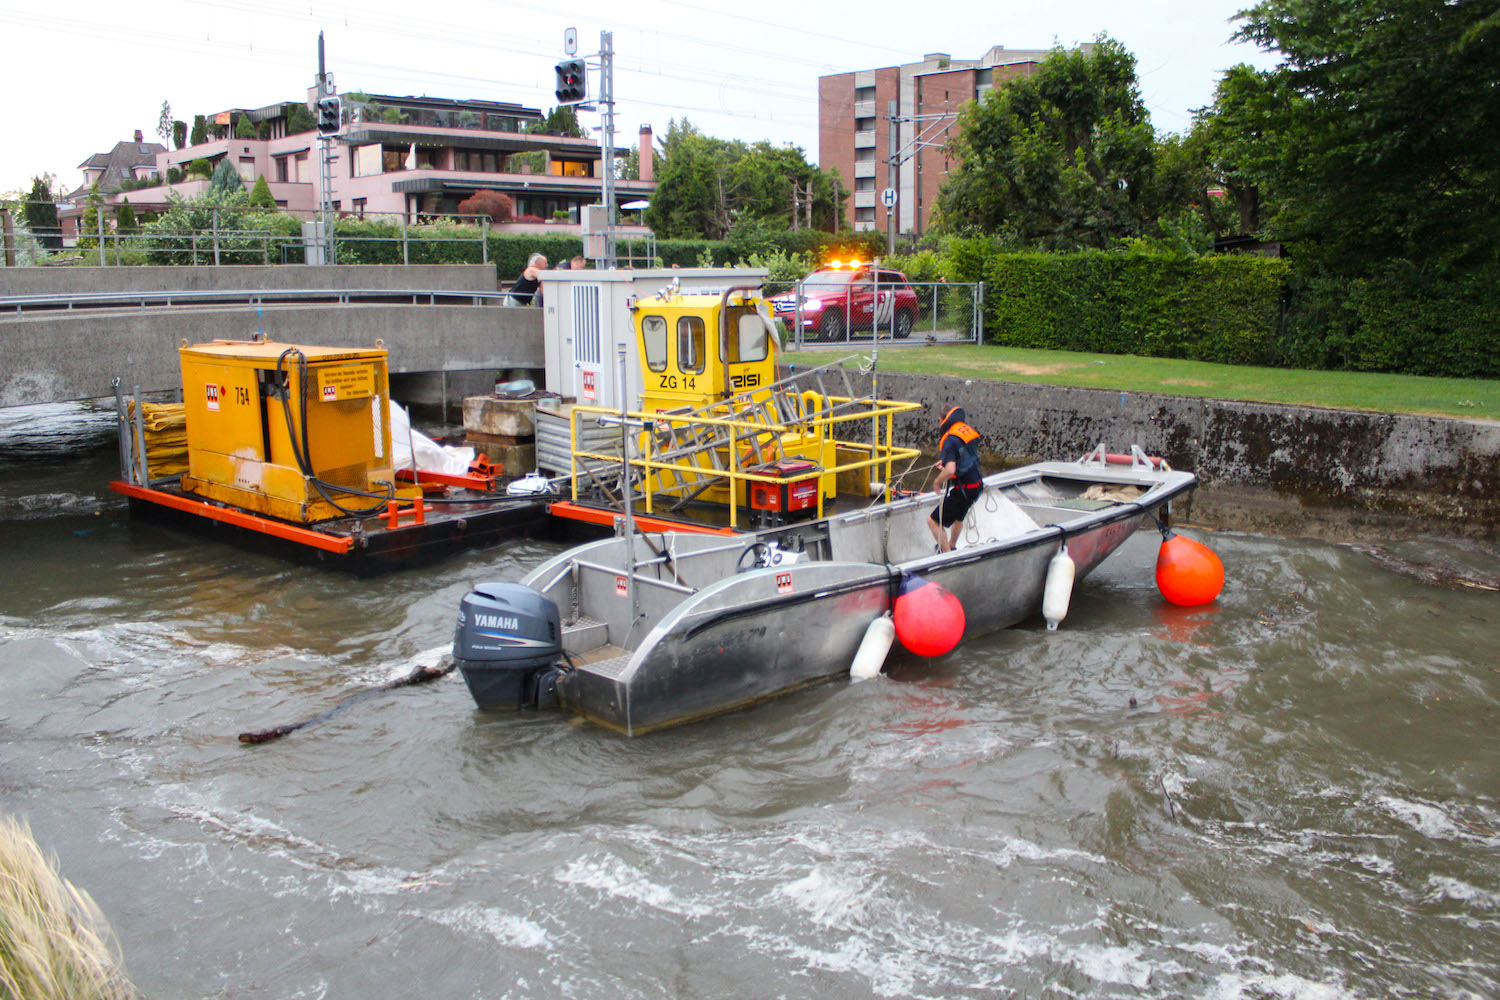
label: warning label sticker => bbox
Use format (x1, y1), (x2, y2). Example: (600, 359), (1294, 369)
(316, 363), (377, 402)
(205, 383), (222, 412)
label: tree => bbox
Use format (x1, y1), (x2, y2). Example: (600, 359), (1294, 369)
(78, 184), (105, 249)
(21, 176), (60, 250)
(645, 119), (846, 239)
(645, 120), (741, 239)
(172, 120), (187, 150)
(525, 106), (588, 139)
(456, 189), (515, 223)
(235, 115), (259, 140)
(115, 202), (139, 233)
(157, 100), (173, 144)
(247, 175), (276, 209)
(286, 101), (315, 135)
(209, 159), (243, 195)
(190, 115), (207, 146)
(935, 36), (1159, 249)
(1183, 64), (1300, 238)
(1235, 0), (1500, 271)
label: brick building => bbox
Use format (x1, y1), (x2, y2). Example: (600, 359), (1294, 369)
(818, 45), (1092, 237)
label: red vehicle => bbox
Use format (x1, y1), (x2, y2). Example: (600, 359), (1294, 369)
(769, 261), (920, 341)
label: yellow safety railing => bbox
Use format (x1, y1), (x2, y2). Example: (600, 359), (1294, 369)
(568, 393), (920, 529)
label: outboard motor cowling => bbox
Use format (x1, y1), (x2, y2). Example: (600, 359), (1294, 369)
(454, 582), (564, 710)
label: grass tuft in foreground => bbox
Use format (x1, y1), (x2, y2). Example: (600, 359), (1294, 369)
(0, 812), (136, 1000)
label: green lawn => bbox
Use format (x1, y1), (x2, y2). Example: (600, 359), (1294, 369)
(783, 344), (1498, 420)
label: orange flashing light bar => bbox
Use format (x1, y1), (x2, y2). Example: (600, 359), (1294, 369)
(548, 500), (739, 536)
(109, 481), (355, 554)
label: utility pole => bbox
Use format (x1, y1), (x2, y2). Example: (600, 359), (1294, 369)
(1, 208), (15, 267)
(316, 31), (338, 265)
(600, 30), (616, 267)
(884, 107), (959, 252)
(886, 100), (898, 255)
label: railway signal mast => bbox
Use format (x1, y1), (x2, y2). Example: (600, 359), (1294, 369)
(314, 32), (340, 264)
(557, 29), (617, 267)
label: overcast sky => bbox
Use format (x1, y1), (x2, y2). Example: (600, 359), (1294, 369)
(1, 0), (1280, 199)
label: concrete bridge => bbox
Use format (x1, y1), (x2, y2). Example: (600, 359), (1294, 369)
(0, 265), (544, 408)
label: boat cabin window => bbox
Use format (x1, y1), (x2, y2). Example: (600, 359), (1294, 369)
(725, 307), (770, 363)
(640, 315), (668, 373)
(677, 316), (706, 374)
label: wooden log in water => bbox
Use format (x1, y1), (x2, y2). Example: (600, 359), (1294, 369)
(238, 649), (455, 745)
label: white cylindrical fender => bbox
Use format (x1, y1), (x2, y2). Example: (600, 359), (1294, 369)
(1043, 546), (1076, 631)
(850, 613), (896, 680)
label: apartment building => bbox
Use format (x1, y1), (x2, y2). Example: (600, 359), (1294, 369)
(62, 91), (654, 239)
(818, 45), (1091, 236)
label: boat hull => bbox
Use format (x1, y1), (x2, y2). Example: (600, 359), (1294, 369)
(481, 458), (1198, 733)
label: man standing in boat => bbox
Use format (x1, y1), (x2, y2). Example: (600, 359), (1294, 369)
(928, 405), (984, 553)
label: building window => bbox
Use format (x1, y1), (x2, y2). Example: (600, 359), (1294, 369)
(274, 156), (290, 182)
(856, 177), (875, 192)
(238, 157), (256, 181)
(294, 153), (309, 182)
(353, 144), (383, 177)
(855, 86), (876, 103)
(551, 160), (591, 177)
(352, 198), (367, 217)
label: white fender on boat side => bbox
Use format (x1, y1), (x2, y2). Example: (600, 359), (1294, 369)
(1043, 545), (1076, 631)
(850, 612), (896, 680)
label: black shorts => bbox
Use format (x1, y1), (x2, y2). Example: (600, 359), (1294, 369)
(931, 482), (981, 527)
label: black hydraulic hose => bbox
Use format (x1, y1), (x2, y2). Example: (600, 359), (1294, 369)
(274, 348), (392, 518)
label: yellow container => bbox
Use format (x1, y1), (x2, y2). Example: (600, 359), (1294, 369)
(178, 340), (417, 523)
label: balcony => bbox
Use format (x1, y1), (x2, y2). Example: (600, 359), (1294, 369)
(853, 130), (876, 149)
(853, 161), (877, 179)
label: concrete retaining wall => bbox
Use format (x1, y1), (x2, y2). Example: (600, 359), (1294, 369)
(1, 303), (543, 407)
(846, 371), (1500, 542)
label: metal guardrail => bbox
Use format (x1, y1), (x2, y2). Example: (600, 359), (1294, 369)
(0, 288), (516, 315)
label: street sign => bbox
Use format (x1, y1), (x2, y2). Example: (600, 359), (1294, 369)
(881, 187), (897, 208)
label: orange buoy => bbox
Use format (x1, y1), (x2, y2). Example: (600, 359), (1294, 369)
(893, 575), (965, 657)
(1155, 530), (1224, 607)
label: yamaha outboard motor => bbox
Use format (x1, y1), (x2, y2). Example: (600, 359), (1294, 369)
(453, 582), (565, 710)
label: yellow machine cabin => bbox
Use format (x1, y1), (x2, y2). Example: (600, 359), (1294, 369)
(178, 339), (420, 523)
(629, 288), (836, 507)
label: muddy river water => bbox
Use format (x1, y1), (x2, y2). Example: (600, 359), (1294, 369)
(1, 405), (1496, 999)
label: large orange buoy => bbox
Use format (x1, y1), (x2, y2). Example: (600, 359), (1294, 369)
(1155, 529), (1225, 607)
(893, 575), (965, 657)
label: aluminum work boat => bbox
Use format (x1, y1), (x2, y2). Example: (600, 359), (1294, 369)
(453, 449), (1197, 735)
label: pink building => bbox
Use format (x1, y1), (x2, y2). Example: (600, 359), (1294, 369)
(62, 93), (655, 242)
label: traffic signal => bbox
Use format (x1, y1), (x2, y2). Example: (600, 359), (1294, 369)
(555, 59), (586, 104)
(316, 96), (342, 136)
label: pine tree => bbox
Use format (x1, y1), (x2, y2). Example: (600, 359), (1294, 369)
(22, 177), (61, 250)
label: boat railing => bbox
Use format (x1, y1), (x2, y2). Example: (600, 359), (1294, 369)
(566, 393), (921, 528)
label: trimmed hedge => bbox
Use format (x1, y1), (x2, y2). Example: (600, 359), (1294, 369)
(974, 249), (1291, 366)
(1282, 263), (1500, 378)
